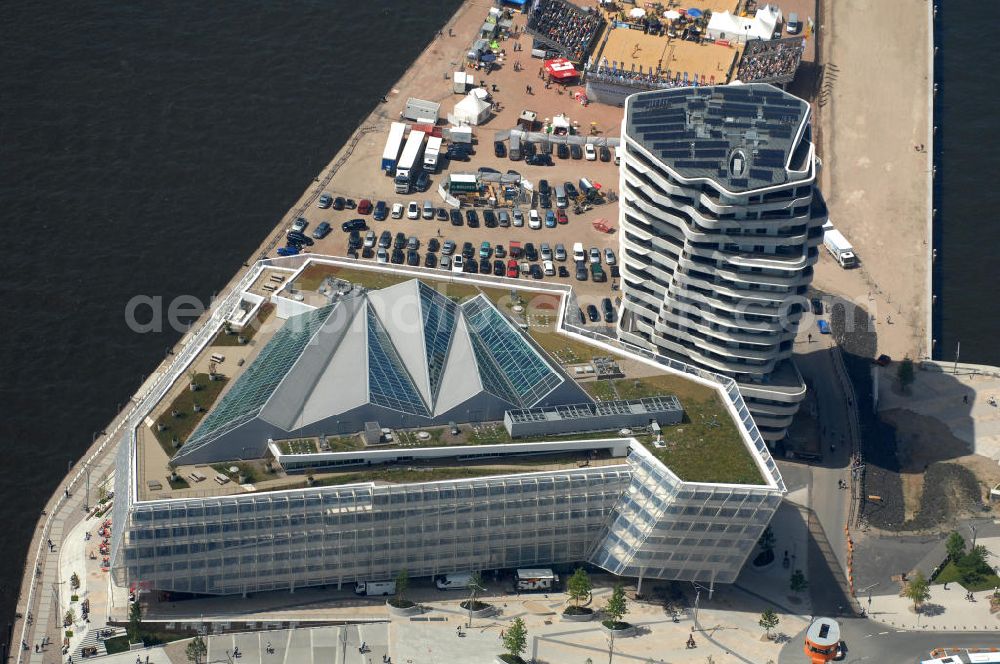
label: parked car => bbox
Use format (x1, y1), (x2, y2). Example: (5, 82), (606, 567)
(357, 199), (373, 215)
(495, 244), (506, 258)
(554, 244), (567, 261)
(427, 238), (440, 253)
(602, 297), (615, 323)
(586, 305), (600, 322)
(506, 259), (519, 278)
(407, 201), (420, 219)
(590, 263), (606, 282)
(341, 218), (367, 232)
(442, 240), (455, 255)
(465, 257), (478, 273)
(436, 207), (448, 221)
(424, 252), (437, 268)
(461, 242), (474, 259)
(376, 247), (388, 263)
(558, 265), (569, 278)
(570, 144), (583, 160)
(483, 209), (497, 228)
(393, 232), (406, 250)
(363, 230), (377, 248)
(373, 201), (388, 221)
(540, 243), (552, 261)
(290, 217), (308, 233)
(407, 235), (420, 251)
(556, 209), (568, 224)
(604, 248), (616, 265)
(378, 230), (392, 248)
(348, 230), (362, 251)
(539, 194), (551, 209)
(479, 258), (491, 274)
(312, 222), (332, 239)
(526, 153), (552, 166)
(494, 141), (507, 158)
(450, 209), (463, 226)
(465, 210), (480, 228)
(318, 193), (333, 209)
(584, 144), (597, 161)
(415, 170), (431, 192)
(439, 255), (451, 270)
(286, 231), (313, 247)
(423, 200), (434, 219)
(524, 242), (538, 261)
(589, 247), (601, 264)
(391, 202), (404, 219)
(564, 182), (578, 199)
(811, 297), (824, 315)
(407, 250), (420, 266)
(599, 146), (611, 162)
(529, 264), (542, 279)
(542, 260), (555, 276)
(479, 241), (492, 259)
(498, 210), (510, 227)
(575, 262), (588, 281)
(390, 248), (404, 264)
(538, 179), (551, 196)
(817, 319), (831, 334)
(451, 255), (464, 273)
(544, 211), (557, 228)
(557, 143), (570, 159)
(528, 209), (541, 229)
(512, 209), (524, 227)
(277, 245), (299, 257)
(332, 196), (346, 211)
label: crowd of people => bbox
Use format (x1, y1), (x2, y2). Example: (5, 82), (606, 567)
(587, 63), (716, 91)
(735, 38), (804, 83)
(527, 0), (605, 62)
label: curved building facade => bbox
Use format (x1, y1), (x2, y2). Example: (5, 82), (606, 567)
(617, 84), (827, 441)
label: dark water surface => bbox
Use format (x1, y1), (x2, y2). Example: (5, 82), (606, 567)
(933, 0), (1000, 364)
(0, 0), (461, 630)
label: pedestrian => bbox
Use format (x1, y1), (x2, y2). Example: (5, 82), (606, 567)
(943, 582), (948, 590)
(448, 28), (453, 37)
(963, 394), (969, 404)
(807, 333), (812, 343)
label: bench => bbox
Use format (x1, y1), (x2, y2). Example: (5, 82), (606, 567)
(146, 480), (163, 491)
(214, 474), (230, 485)
(262, 284), (277, 292)
(269, 274), (285, 283)
(209, 354), (225, 364)
(188, 471), (206, 483)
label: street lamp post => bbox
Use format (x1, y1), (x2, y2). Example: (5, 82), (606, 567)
(970, 524), (978, 549)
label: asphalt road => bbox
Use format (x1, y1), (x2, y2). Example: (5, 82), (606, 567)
(779, 616), (1000, 663)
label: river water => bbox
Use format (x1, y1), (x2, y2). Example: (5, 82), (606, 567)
(0, 0), (460, 632)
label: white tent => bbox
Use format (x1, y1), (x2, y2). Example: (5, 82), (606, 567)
(707, 5), (782, 43)
(452, 94), (492, 126)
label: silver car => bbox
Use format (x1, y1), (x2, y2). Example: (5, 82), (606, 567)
(554, 243), (567, 261)
(512, 209), (524, 227)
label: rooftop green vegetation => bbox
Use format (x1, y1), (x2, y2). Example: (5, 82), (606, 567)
(213, 303), (274, 347)
(585, 376), (763, 485)
(294, 264), (410, 292)
(210, 462), (262, 484)
(276, 436), (362, 454)
(152, 373), (229, 457)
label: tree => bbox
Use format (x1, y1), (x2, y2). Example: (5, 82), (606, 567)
(758, 608), (780, 639)
(501, 617), (528, 662)
(904, 571), (931, 612)
(127, 601), (143, 643)
(945, 531), (966, 562)
(604, 584), (629, 627)
(957, 545), (991, 586)
(567, 568), (592, 608)
(897, 357), (915, 392)
(394, 568), (410, 603)
(790, 570), (808, 593)
(758, 526), (776, 553)
(63, 609), (75, 627)
(70, 572), (80, 589)
(185, 636), (207, 664)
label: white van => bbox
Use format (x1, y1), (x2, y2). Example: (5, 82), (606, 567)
(355, 580), (396, 596)
(554, 185), (568, 209)
(422, 200), (435, 219)
(435, 573), (473, 591)
(572, 242), (585, 262)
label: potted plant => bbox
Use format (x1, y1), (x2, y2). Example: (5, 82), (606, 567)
(601, 584), (633, 634)
(460, 572), (493, 619)
(387, 569), (420, 616)
(562, 568), (594, 620)
(752, 526), (776, 569)
(187, 369), (199, 392)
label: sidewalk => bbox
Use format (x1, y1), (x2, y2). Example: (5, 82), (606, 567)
(866, 583), (1000, 633)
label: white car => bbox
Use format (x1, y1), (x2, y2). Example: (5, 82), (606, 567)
(376, 247), (388, 263)
(407, 202), (420, 220)
(528, 209), (542, 230)
(584, 144), (597, 161)
(452, 255), (464, 273)
(542, 260), (555, 276)
(512, 209), (524, 227)
(391, 202), (404, 219)
(604, 248), (616, 265)
(573, 242), (585, 262)
(363, 230), (376, 248)
(589, 247), (601, 264)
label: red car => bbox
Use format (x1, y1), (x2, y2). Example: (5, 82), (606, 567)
(506, 259), (519, 278)
(556, 209), (568, 224)
(357, 199), (373, 215)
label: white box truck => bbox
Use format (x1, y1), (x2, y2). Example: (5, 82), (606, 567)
(514, 568), (558, 591)
(354, 580), (396, 596)
(823, 225), (858, 268)
(423, 136), (443, 173)
(380, 121), (407, 175)
(395, 130), (426, 194)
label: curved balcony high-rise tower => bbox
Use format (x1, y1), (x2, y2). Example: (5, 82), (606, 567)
(617, 84), (827, 442)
